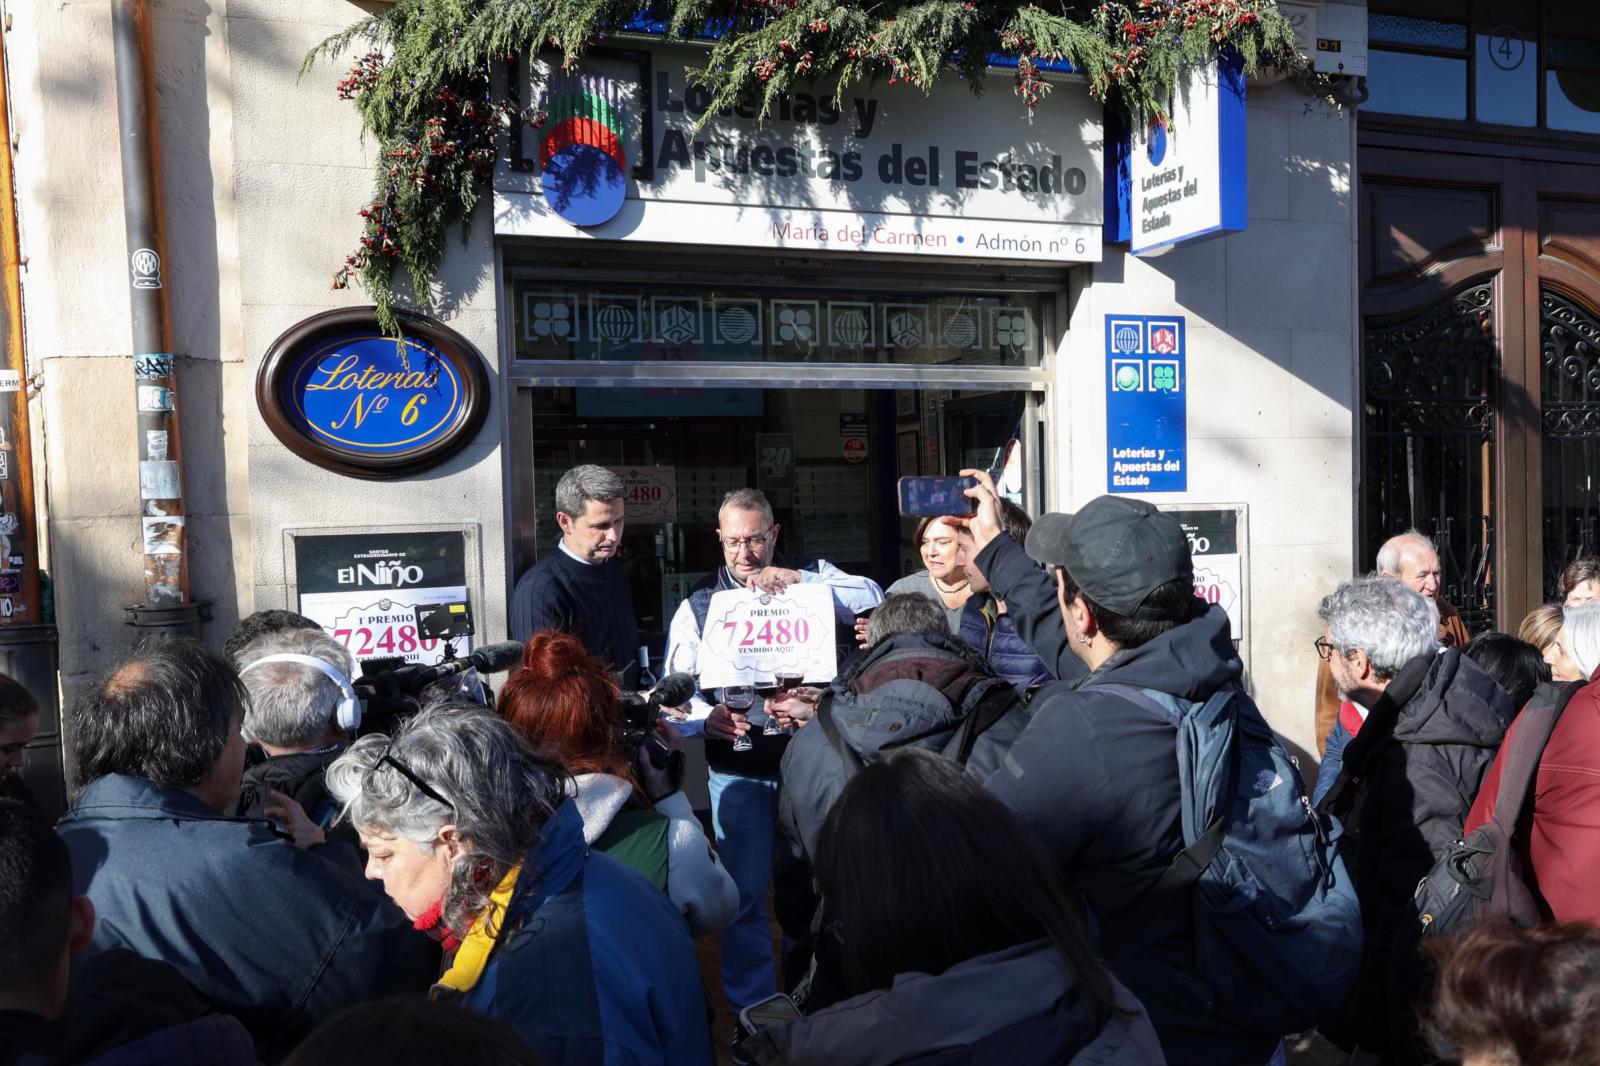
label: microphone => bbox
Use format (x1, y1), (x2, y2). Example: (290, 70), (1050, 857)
(466, 641), (525, 675)
(647, 672), (697, 709)
(374, 641), (526, 695)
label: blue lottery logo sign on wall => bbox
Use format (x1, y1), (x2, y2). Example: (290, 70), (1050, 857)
(1146, 119), (1167, 165)
(258, 309), (491, 480)
(1105, 313), (1186, 494)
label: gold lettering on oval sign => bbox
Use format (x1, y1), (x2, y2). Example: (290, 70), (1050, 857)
(303, 347), (444, 438)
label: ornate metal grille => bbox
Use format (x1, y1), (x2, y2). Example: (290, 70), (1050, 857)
(1362, 280), (1496, 632)
(1540, 289), (1600, 601)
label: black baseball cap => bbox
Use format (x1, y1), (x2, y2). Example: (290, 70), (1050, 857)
(1024, 496), (1193, 618)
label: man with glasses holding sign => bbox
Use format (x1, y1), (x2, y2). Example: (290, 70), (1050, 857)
(664, 488), (882, 1019)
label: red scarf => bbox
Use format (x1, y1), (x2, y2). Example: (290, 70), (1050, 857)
(412, 899), (460, 954)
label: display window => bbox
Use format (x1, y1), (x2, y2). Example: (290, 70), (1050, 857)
(502, 249), (1056, 654)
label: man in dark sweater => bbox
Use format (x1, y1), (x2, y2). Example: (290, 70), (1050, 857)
(509, 464), (638, 684)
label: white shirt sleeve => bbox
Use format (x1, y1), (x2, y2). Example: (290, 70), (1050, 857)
(797, 558), (886, 617)
(655, 791), (739, 936)
(663, 599), (714, 737)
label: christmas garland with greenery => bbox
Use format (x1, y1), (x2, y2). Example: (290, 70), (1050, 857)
(311, 1), (1309, 332)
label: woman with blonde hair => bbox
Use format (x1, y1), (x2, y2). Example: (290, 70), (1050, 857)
(1520, 604), (1582, 682)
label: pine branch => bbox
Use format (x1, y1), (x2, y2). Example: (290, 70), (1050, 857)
(307, 0), (1314, 334)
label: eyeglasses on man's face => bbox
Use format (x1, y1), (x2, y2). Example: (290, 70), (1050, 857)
(719, 528), (775, 551)
(1313, 636), (1339, 662)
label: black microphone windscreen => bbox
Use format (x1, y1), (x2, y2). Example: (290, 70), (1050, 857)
(650, 672), (697, 707)
(469, 641), (525, 674)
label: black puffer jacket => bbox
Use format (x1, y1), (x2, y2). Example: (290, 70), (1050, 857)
(231, 743), (363, 861)
(972, 532), (1088, 685)
(1323, 648), (1511, 1059)
(778, 632), (1026, 868)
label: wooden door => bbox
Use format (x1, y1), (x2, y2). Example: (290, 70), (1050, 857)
(1358, 147), (1520, 631)
(1359, 140), (1600, 627)
(1525, 166), (1600, 605)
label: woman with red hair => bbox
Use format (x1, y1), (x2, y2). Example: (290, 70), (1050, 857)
(499, 630), (736, 937)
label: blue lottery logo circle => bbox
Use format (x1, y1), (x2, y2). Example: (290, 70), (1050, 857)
(541, 144), (626, 228)
(1147, 122), (1167, 166)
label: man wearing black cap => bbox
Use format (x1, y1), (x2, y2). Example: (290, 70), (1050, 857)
(962, 471), (1281, 1066)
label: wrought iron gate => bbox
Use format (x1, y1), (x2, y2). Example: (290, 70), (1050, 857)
(1541, 288), (1600, 601)
(1362, 280), (1497, 631)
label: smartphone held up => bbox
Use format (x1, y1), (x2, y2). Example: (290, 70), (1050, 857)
(897, 476), (978, 518)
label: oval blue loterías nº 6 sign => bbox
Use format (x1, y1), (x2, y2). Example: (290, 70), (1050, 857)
(257, 308), (491, 480)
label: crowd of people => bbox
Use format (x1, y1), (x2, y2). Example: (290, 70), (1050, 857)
(5, 462), (1600, 1065)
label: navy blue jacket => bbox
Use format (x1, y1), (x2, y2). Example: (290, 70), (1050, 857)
(984, 604), (1278, 1066)
(57, 774), (436, 1061)
(446, 800), (714, 1064)
(971, 534), (1087, 684)
(960, 597), (1053, 693)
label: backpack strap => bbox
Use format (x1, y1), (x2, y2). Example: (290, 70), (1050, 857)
(1092, 685), (1241, 959)
(814, 691), (865, 781)
(1486, 680), (1582, 833)
(942, 682), (1019, 767)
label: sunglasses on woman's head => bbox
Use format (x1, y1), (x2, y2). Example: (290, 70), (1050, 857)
(366, 737), (453, 810)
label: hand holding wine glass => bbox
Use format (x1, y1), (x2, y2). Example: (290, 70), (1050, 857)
(720, 677), (756, 752)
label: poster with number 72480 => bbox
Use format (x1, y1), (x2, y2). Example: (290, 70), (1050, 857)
(697, 583), (836, 689)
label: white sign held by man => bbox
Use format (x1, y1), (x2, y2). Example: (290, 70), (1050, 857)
(698, 583), (837, 688)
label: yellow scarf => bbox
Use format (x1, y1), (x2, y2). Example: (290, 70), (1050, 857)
(434, 864), (522, 995)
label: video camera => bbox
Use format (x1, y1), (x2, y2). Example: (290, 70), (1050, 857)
(618, 672), (696, 781)
(353, 601), (523, 734)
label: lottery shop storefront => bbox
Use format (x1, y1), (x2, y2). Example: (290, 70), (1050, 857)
(497, 42), (1101, 657)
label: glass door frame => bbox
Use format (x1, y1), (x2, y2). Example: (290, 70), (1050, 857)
(496, 239), (1060, 593)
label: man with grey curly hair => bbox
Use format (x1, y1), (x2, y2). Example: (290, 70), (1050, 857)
(1312, 576), (1511, 1061)
(229, 628), (362, 841)
(509, 464), (638, 685)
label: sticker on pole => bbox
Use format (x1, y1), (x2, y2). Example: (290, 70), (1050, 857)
(697, 583), (836, 688)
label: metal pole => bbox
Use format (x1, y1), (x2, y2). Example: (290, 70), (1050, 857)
(0, 16), (63, 815)
(0, 26), (42, 627)
(111, 0), (205, 634)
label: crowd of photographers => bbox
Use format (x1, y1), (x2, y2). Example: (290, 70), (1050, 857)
(5, 464), (1600, 1065)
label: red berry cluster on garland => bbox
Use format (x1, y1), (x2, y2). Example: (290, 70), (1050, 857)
(332, 55), (516, 292)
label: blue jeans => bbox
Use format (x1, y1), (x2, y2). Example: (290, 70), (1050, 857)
(707, 769), (779, 1012)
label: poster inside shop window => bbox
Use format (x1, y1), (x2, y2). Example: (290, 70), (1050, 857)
(293, 529), (474, 667)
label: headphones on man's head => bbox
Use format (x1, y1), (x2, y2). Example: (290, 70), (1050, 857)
(240, 653), (362, 732)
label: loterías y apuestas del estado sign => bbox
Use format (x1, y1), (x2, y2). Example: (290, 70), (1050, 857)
(257, 308), (491, 480)
(495, 46), (1105, 263)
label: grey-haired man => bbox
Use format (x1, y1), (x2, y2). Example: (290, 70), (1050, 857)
(509, 464), (638, 685)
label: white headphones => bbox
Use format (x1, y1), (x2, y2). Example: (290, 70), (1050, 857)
(240, 653), (362, 732)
